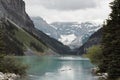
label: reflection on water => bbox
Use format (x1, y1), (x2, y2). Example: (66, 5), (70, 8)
(16, 56), (97, 80)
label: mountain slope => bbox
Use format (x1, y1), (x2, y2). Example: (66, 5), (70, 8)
(31, 17), (58, 39)
(0, 0), (72, 55)
(0, 19), (49, 55)
(77, 28), (102, 55)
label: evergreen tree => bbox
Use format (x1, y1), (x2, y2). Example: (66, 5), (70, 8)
(99, 0), (120, 79)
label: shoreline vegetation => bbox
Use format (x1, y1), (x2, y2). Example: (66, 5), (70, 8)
(84, 0), (120, 80)
(0, 55), (28, 80)
(0, 20), (28, 80)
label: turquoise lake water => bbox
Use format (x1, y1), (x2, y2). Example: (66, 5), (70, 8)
(16, 56), (97, 80)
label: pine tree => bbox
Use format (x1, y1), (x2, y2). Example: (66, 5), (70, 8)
(99, 0), (120, 79)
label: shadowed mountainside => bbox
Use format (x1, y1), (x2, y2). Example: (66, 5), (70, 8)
(0, 0), (73, 55)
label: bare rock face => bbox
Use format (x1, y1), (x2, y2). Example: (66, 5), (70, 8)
(0, 0), (34, 31)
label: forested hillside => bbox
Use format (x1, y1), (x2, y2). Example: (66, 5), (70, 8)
(0, 19), (48, 55)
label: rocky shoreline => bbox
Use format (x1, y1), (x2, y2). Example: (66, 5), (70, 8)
(91, 67), (108, 80)
(0, 72), (20, 80)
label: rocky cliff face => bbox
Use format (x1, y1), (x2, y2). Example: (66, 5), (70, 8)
(0, 0), (34, 31)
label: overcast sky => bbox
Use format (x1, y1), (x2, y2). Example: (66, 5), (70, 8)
(24, 0), (113, 24)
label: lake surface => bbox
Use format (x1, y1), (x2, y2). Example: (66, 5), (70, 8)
(16, 56), (98, 80)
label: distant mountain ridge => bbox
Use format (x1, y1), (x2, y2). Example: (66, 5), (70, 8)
(51, 22), (101, 49)
(32, 17), (102, 49)
(31, 17), (58, 39)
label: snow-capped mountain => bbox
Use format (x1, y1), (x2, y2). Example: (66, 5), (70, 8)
(51, 22), (101, 49)
(31, 17), (102, 49)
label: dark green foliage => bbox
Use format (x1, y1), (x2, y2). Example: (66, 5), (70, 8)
(0, 19), (24, 55)
(23, 28), (47, 47)
(84, 45), (102, 65)
(0, 19), (27, 75)
(30, 42), (44, 52)
(0, 56), (28, 75)
(99, 0), (120, 79)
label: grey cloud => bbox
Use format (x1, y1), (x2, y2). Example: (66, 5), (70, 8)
(25, 0), (98, 11)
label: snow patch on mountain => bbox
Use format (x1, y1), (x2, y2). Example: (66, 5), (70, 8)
(58, 34), (77, 45)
